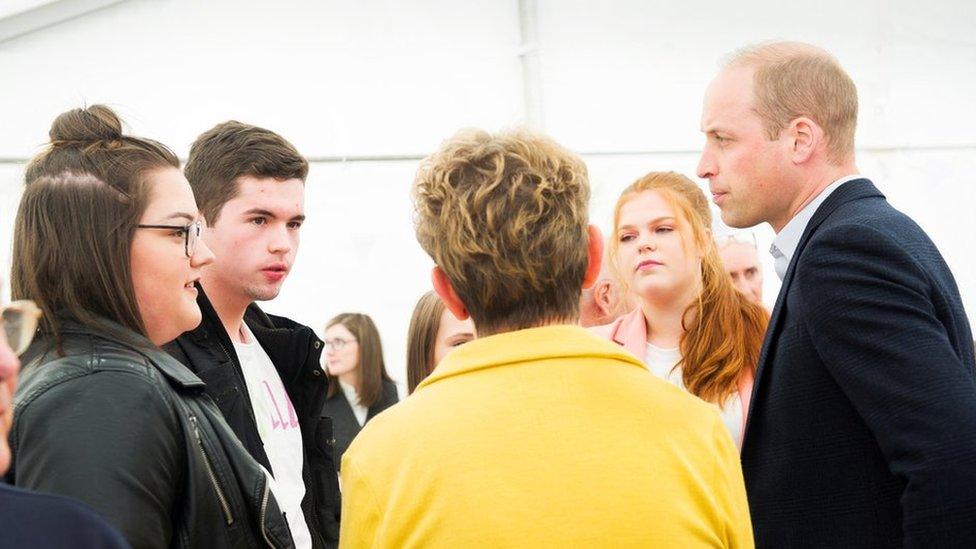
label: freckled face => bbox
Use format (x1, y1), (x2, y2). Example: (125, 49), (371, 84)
(615, 191), (703, 302)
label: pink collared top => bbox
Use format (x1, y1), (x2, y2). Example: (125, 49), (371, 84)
(590, 308), (753, 445)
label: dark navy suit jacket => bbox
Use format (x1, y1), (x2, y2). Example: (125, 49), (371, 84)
(0, 482), (129, 548)
(742, 179), (976, 548)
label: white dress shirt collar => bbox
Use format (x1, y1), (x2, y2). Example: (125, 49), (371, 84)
(770, 174), (863, 280)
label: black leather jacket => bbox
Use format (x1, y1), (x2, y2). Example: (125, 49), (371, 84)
(8, 321), (295, 549)
(165, 288), (341, 548)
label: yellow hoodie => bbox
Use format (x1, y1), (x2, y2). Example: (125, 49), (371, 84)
(340, 325), (753, 548)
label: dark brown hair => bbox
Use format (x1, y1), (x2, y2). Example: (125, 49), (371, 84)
(25, 104), (178, 188)
(184, 121), (308, 224)
(325, 313), (392, 408)
(405, 291), (445, 394)
(14, 106), (180, 346)
(412, 129), (591, 336)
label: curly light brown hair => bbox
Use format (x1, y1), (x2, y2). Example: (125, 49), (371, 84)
(412, 129), (591, 336)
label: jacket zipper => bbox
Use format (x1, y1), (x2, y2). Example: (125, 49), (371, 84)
(189, 414), (234, 526)
(259, 479), (281, 548)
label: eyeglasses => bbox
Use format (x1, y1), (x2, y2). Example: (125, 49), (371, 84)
(715, 231), (757, 249)
(1, 300), (42, 356)
(324, 338), (356, 351)
(137, 221), (203, 258)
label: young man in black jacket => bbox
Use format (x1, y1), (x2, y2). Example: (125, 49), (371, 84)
(166, 121), (340, 548)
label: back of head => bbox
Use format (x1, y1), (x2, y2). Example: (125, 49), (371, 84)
(412, 129), (591, 336)
(405, 291), (445, 394)
(185, 121), (308, 224)
(727, 41), (858, 164)
(325, 313), (390, 407)
(16, 106), (180, 344)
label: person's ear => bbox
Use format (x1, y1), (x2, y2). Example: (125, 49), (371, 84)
(789, 117), (820, 164)
(431, 267), (469, 321)
(582, 225), (604, 290)
(593, 279), (614, 316)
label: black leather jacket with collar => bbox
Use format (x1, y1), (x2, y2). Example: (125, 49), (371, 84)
(8, 320), (294, 549)
(164, 287), (341, 548)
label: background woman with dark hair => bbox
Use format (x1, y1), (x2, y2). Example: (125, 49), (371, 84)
(321, 313), (398, 470)
(405, 291), (475, 394)
(9, 106), (295, 548)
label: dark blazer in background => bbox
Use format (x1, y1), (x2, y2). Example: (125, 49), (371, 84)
(324, 377), (399, 471)
(741, 179), (976, 548)
(0, 482), (130, 549)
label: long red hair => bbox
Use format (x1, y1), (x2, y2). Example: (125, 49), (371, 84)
(609, 172), (769, 404)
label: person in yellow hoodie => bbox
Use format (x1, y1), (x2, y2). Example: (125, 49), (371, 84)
(339, 129), (754, 548)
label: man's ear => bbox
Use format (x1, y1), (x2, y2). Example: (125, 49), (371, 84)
(582, 225), (604, 290)
(431, 267), (469, 320)
(789, 117), (821, 164)
(593, 279), (614, 316)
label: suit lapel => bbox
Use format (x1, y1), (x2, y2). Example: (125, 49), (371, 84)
(746, 179), (884, 424)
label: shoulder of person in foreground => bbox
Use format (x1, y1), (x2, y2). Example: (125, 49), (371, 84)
(797, 219), (976, 544)
(0, 482), (131, 549)
(12, 350), (183, 548)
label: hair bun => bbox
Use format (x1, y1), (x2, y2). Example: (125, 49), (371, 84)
(49, 104), (123, 144)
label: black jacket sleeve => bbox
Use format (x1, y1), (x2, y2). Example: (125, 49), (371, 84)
(12, 369), (184, 549)
(798, 224), (976, 546)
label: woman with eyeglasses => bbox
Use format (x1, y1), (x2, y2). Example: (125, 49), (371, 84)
(593, 172), (769, 449)
(321, 313), (398, 471)
(9, 106), (295, 548)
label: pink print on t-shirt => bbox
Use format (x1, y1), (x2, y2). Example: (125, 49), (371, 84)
(262, 380), (300, 430)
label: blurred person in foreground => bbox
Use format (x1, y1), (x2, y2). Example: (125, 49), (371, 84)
(0, 295), (129, 549)
(698, 41), (976, 547)
(339, 129), (753, 548)
(10, 106), (294, 548)
(405, 291), (475, 394)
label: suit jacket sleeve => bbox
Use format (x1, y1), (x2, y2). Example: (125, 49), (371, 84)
(12, 370), (183, 549)
(797, 224), (976, 546)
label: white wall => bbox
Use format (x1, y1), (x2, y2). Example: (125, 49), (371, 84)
(1, 0), (974, 393)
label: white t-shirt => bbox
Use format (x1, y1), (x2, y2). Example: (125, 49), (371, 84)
(233, 323), (312, 549)
(644, 343), (744, 448)
(338, 378), (368, 427)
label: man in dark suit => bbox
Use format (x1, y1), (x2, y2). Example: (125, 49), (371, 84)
(697, 41), (976, 548)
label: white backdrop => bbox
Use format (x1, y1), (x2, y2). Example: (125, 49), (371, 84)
(1, 0), (974, 394)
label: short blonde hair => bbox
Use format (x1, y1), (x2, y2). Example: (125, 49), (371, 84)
(728, 41), (858, 164)
(412, 129), (590, 335)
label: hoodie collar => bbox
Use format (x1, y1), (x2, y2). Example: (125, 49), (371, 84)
(416, 324), (646, 392)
